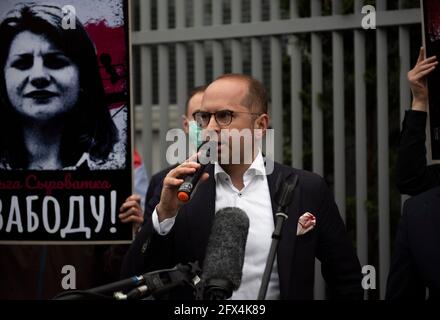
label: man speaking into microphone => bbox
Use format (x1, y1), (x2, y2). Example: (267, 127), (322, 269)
(122, 74), (362, 300)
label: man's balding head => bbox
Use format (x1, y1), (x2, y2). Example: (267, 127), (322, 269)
(212, 74), (268, 115)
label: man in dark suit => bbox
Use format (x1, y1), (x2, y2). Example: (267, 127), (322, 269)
(386, 186), (440, 300)
(122, 74), (362, 300)
(144, 86), (206, 219)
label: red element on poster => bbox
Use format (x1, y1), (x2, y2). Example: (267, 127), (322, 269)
(85, 21), (127, 110)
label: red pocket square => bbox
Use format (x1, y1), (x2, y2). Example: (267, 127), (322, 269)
(297, 212), (316, 236)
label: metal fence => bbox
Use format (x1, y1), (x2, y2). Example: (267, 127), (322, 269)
(131, 0), (422, 299)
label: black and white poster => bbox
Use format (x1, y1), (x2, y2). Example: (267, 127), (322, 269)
(0, 0), (133, 243)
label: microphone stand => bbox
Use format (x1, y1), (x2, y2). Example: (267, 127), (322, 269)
(53, 262), (201, 300)
(257, 175), (298, 300)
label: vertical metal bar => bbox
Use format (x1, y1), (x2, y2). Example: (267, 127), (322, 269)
(193, 0), (203, 27)
(212, 0), (224, 78)
(354, 1), (368, 300)
(354, 0), (363, 13)
(290, 0), (298, 17)
(194, 0), (205, 85)
(175, 0), (186, 29)
(376, 1), (390, 300)
(271, 40), (283, 163)
(157, 1), (168, 38)
(140, 0), (152, 175)
(140, 0), (151, 31)
(399, 1), (411, 211)
(231, 0), (243, 73)
(251, 0), (263, 82)
(212, 0), (223, 29)
(332, 0), (346, 222)
(176, 45), (188, 117)
(158, 0), (169, 168)
(176, 0), (188, 118)
(212, 43), (224, 78)
(290, 0), (303, 169)
(311, 0), (325, 300)
(399, 5), (411, 124)
(131, 0), (138, 31)
(333, 0), (342, 14)
(354, 0), (369, 255)
(311, 1), (324, 176)
(270, 0), (283, 163)
(354, 31), (369, 267)
(231, 0), (241, 23)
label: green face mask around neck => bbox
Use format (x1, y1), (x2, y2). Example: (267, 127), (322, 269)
(188, 120), (203, 150)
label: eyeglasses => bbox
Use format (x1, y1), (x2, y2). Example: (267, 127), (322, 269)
(192, 110), (261, 128)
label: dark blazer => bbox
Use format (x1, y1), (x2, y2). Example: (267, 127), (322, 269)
(386, 186), (440, 300)
(122, 161), (363, 300)
(396, 110), (440, 195)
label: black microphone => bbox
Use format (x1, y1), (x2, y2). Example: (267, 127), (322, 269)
(122, 262), (201, 300)
(53, 262), (201, 300)
(177, 140), (212, 202)
(200, 207), (249, 300)
(274, 174), (298, 213)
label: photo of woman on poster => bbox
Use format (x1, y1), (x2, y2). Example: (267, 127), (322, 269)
(0, 3), (127, 170)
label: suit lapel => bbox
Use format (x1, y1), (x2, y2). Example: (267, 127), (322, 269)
(185, 164), (216, 263)
(267, 163), (285, 222)
(267, 162), (301, 299)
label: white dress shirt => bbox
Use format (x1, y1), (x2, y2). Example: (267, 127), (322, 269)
(152, 152), (280, 300)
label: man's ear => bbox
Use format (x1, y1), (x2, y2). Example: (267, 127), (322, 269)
(254, 114), (269, 131)
(182, 115), (189, 134)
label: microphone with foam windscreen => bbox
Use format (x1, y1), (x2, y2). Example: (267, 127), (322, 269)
(200, 207), (250, 300)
